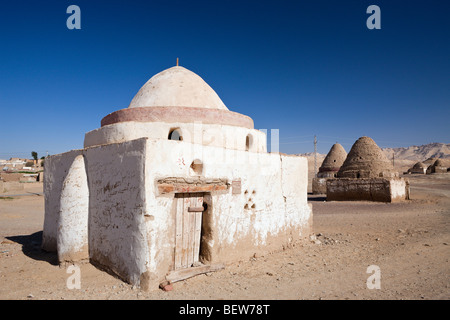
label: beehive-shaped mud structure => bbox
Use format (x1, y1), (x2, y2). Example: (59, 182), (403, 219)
(427, 159), (449, 174)
(318, 143), (347, 177)
(327, 136), (409, 202)
(413, 162), (427, 169)
(337, 136), (397, 179)
(312, 143), (347, 194)
(408, 162), (428, 174)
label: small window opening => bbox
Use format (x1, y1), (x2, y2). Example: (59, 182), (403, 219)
(168, 128), (183, 141)
(245, 134), (253, 151)
(190, 159), (203, 176)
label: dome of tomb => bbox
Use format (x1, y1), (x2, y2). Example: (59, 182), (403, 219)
(337, 136), (397, 178)
(413, 162), (427, 169)
(319, 143), (347, 173)
(423, 157), (438, 165)
(128, 66), (228, 110)
(433, 159), (445, 167)
(99, 65), (254, 129)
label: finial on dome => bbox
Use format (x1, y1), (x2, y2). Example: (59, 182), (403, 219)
(176, 57), (179, 66)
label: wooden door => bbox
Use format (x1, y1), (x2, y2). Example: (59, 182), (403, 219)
(174, 193), (204, 270)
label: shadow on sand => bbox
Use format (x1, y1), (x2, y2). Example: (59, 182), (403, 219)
(6, 231), (58, 266)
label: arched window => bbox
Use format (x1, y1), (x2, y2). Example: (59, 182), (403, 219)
(168, 128), (183, 141)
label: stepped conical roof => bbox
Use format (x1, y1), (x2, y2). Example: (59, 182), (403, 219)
(433, 159), (445, 167)
(412, 162), (427, 169)
(319, 143), (347, 173)
(337, 136), (397, 178)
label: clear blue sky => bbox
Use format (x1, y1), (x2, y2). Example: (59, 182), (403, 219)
(0, 0), (449, 159)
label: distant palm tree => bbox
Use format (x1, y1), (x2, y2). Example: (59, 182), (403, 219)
(31, 151), (38, 165)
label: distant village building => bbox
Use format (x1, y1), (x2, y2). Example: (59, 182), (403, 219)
(406, 158), (449, 175)
(312, 143), (347, 194)
(408, 161), (428, 174)
(42, 66), (313, 290)
(427, 159), (449, 174)
(0, 156), (42, 190)
(423, 157), (438, 166)
(326, 136), (409, 202)
(1, 158), (27, 170)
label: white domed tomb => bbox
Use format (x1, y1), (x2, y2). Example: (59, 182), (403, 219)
(42, 66), (312, 291)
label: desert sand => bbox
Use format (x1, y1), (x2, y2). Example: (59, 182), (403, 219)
(0, 173), (449, 300)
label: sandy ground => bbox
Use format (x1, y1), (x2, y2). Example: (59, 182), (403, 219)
(0, 174), (449, 300)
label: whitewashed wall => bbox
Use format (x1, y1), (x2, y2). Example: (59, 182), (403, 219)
(42, 149), (84, 252)
(84, 121), (267, 153)
(57, 155), (89, 262)
(44, 136), (312, 290)
(390, 178), (408, 201)
(85, 138), (148, 285)
(143, 138), (312, 288)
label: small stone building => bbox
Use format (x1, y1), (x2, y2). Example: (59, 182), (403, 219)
(326, 136), (409, 202)
(42, 66), (312, 290)
(312, 143), (347, 194)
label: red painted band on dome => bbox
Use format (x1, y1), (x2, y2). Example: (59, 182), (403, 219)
(101, 106), (254, 129)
